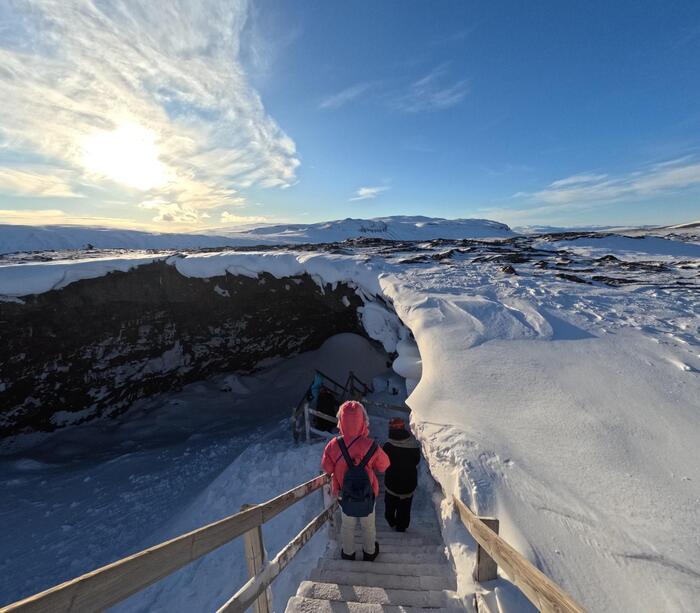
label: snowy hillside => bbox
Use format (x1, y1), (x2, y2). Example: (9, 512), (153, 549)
(219, 215), (514, 242)
(1, 230), (698, 611)
(0, 216), (514, 254)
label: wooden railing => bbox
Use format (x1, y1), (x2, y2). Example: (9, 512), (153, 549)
(1, 474), (335, 613)
(453, 496), (586, 613)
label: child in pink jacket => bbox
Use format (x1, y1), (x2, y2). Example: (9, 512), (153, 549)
(321, 400), (390, 561)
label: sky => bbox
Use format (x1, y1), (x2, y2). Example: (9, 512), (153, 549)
(0, 0), (699, 231)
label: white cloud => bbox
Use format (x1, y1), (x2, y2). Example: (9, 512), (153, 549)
(220, 211), (269, 224)
(487, 157), (700, 224)
(521, 159), (700, 206)
(0, 209), (67, 222)
(0, 0), (299, 224)
(139, 199), (200, 224)
(0, 167), (82, 198)
(319, 82), (373, 110)
(0, 209), (156, 228)
(392, 65), (468, 113)
(349, 186), (389, 201)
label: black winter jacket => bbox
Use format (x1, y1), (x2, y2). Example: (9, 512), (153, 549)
(383, 428), (420, 497)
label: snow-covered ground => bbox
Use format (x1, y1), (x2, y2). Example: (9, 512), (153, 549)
(1, 229), (699, 611)
(0, 216), (514, 255)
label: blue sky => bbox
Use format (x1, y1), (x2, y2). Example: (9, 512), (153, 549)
(0, 0), (699, 230)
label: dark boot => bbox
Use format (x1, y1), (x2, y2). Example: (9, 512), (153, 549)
(363, 541), (379, 562)
(341, 550), (356, 561)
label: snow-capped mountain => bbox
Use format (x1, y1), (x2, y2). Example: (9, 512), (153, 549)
(0, 216), (514, 254)
(217, 215), (514, 242)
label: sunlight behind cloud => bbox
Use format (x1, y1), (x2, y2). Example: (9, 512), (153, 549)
(82, 123), (170, 191)
(0, 0), (299, 229)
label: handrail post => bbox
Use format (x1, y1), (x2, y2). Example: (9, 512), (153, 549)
(475, 517), (499, 581)
(321, 475), (337, 536)
(304, 401), (311, 443)
(240, 504), (272, 613)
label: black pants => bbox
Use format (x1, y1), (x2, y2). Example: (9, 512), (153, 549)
(384, 492), (413, 531)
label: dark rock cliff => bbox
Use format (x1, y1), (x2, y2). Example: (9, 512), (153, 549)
(0, 260), (365, 437)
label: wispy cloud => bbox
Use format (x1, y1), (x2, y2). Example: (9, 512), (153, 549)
(391, 65), (468, 113)
(486, 157), (700, 224)
(349, 185), (389, 201)
(319, 65), (468, 114)
(518, 158), (700, 206)
(0, 209), (156, 229)
(0, 167), (82, 198)
(0, 0), (299, 226)
(319, 82), (373, 110)
(220, 211), (269, 224)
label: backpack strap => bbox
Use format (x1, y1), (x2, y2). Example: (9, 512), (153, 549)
(336, 436), (356, 468)
(358, 441), (378, 469)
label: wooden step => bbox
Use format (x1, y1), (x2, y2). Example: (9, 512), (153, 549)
(345, 534), (443, 547)
(309, 570), (458, 592)
(285, 595), (447, 612)
(328, 551), (447, 565)
(295, 581), (460, 609)
(338, 543), (445, 555)
(318, 559), (452, 578)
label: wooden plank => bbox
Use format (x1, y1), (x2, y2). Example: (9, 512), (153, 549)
(475, 517), (499, 581)
(241, 505), (271, 613)
(217, 502), (338, 613)
(307, 408), (338, 424)
(308, 426), (335, 440)
(2, 474), (330, 613)
(453, 497), (586, 613)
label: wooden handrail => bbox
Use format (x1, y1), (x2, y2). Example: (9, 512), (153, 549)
(1, 474), (330, 613)
(218, 501), (338, 612)
(453, 496), (586, 613)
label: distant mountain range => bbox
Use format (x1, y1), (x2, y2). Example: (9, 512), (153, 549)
(0, 215), (696, 255)
(0, 216), (514, 254)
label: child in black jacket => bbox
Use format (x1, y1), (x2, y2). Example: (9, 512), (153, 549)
(382, 417), (421, 531)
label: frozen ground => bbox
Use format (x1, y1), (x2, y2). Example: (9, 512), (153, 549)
(0, 334), (388, 607)
(1, 229), (699, 611)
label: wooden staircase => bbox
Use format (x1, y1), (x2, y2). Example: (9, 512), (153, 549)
(285, 466), (465, 611)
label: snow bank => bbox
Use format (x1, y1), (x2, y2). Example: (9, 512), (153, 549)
(0, 255), (163, 297)
(379, 262), (699, 611)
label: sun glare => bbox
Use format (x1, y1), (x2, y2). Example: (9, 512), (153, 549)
(82, 122), (170, 191)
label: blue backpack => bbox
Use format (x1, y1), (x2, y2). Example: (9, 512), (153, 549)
(337, 436), (378, 517)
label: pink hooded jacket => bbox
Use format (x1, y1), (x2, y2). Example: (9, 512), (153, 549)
(321, 400), (390, 497)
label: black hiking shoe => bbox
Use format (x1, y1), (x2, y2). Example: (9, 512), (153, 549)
(341, 550), (356, 561)
(363, 541), (379, 562)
